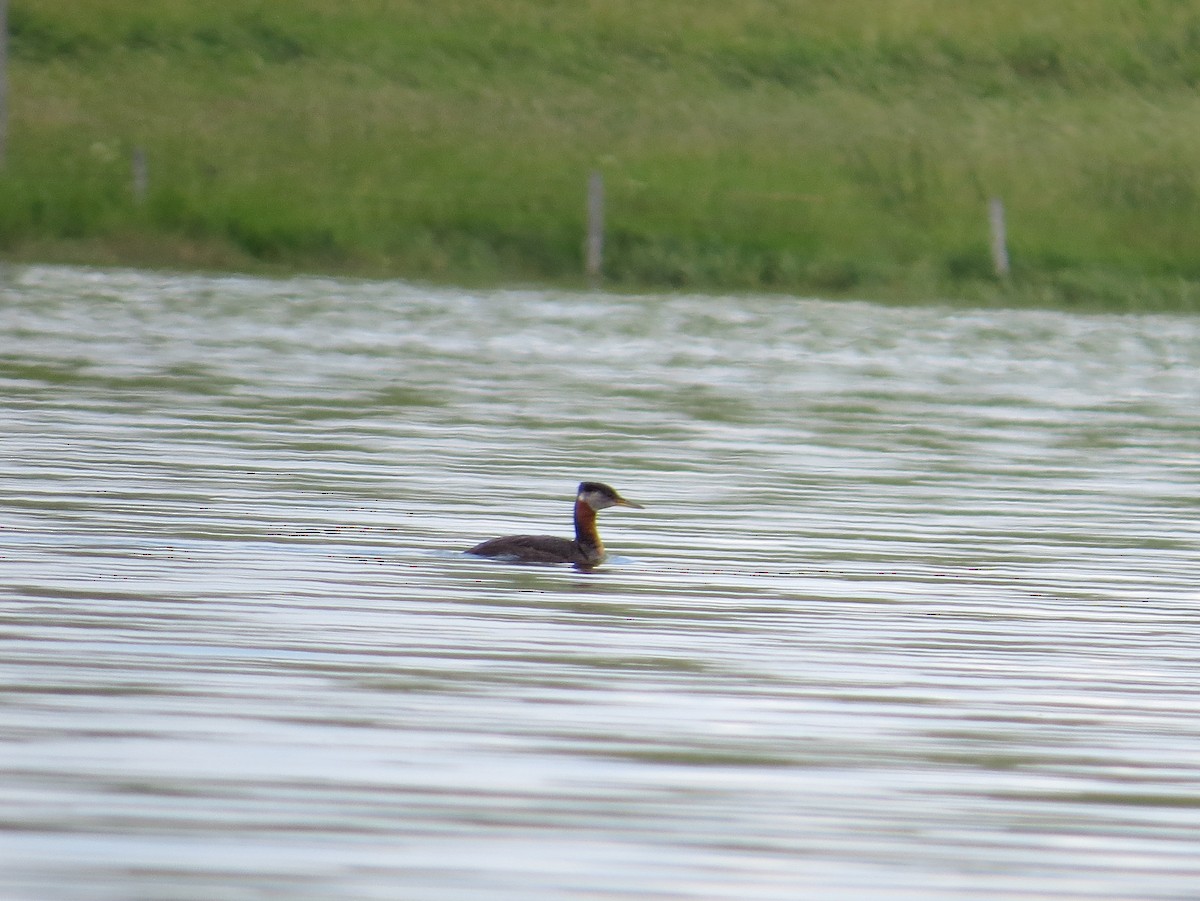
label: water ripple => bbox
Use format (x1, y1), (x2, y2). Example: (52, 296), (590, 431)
(3, 266), (1200, 899)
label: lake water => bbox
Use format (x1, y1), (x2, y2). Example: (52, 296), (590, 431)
(3, 265), (1200, 900)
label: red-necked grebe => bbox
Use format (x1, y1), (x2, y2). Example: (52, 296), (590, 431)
(466, 481), (643, 567)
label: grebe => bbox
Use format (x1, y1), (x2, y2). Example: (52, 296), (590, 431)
(466, 481), (643, 567)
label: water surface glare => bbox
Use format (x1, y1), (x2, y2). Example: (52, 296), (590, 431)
(3, 265), (1200, 900)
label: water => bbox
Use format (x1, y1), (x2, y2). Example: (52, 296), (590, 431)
(3, 265), (1200, 900)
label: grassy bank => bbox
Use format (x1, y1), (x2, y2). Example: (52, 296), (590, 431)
(7, 0), (1200, 309)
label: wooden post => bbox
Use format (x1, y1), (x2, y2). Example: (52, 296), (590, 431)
(0, 0), (8, 168)
(585, 170), (604, 286)
(989, 196), (1010, 279)
(131, 147), (148, 205)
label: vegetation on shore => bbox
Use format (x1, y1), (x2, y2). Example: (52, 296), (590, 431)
(7, 0), (1200, 309)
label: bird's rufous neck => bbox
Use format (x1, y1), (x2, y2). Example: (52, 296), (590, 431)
(573, 497), (603, 555)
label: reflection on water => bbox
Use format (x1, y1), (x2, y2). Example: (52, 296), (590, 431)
(3, 265), (1200, 900)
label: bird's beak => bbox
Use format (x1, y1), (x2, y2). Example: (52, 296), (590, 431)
(616, 496), (644, 509)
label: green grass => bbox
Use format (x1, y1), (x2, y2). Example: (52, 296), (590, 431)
(7, 0), (1200, 309)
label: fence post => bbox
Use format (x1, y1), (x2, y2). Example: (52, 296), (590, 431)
(585, 170), (604, 286)
(989, 197), (1010, 280)
(0, 0), (8, 168)
(132, 147), (148, 205)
